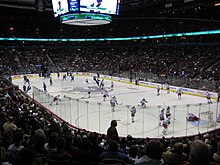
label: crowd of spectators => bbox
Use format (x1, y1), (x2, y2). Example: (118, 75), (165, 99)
(1, 77), (220, 165)
(0, 43), (219, 91)
(1, 3), (220, 165)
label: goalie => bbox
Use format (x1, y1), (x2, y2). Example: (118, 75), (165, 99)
(186, 113), (200, 122)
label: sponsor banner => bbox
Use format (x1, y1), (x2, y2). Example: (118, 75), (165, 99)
(80, 72), (90, 75)
(197, 91), (206, 96)
(139, 81), (149, 85)
(121, 78), (129, 81)
(111, 76), (118, 80)
(26, 74), (37, 77)
(12, 75), (23, 79)
(102, 75), (109, 78)
(148, 82), (159, 86)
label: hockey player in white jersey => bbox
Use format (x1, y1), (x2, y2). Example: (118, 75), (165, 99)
(205, 91), (212, 104)
(165, 83), (170, 94)
(130, 106), (137, 123)
(102, 90), (109, 101)
(110, 96), (118, 112)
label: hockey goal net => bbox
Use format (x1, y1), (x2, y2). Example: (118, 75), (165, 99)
(199, 111), (216, 128)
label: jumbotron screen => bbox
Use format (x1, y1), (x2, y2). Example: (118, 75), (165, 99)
(80, 0), (120, 15)
(69, 0), (79, 12)
(52, 0), (69, 17)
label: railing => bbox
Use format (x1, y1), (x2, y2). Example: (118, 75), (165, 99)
(32, 86), (220, 138)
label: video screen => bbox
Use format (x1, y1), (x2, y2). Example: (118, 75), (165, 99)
(116, 0), (120, 15)
(68, 0), (79, 12)
(52, 0), (69, 17)
(80, 0), (119, 15)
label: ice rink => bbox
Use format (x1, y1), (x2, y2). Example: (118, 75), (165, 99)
(13, 75), (220, 138)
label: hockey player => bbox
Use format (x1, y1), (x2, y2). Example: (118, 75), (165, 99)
(217, 113), (220, 122)
(130, 106), (137, 123)
(23, 75), (27, 82)
(111, 81), (114, 91)
(88, 91), (91, 98)
(50, 77), (53, 86)
(69, 72), (72, 78)
(162, 120), (168, 135)
(102, 90), (109, 101)
(23, 75), (30, 84)
(165, 83), (170, 94)
(93, 75), (96, 81)
(186, 113), (199, 122)
(23, 84), (26, 92)
(217, 91), (220, 102)
(159, 108), (165, 126)
(62, 74), (67, 81)
(71, 75), (74, 82)
(43, 82), (47, 93)
(110, 96), (118, 112)
(95, 79), (100, 86)
(177, 88), (182, 100)
(86, 78), (89, 84)
(166, 106), (171, 120)
(157, 85), (160, 96)
(205, 91), (212, 104)
(26, 84), (31, 93)
(50, 95), (61, 105)
(24, 76), (30, 85)
(140, 98), (148, 108)
(100, 79), (104, 89)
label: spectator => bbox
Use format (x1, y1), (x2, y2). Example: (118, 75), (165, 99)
(128, 144), (139, 164)
(75, 139), (99, 164)
(135, 140), (165, 165)
(98, 140), (130, 163)
(213, 141), (220, 164)
(107, 120), (119, 142)
(188, 140), (210, 165)
(48, 137), (72, 161)
(20, 148), (34, 165)
(164, 142), (187, 164)
(3, 116), (17, 134)
(6, 131), (24, 165)
(89, 132), (105, 156)
(32, 129), (48, 163)
(44, 132), (58, 153)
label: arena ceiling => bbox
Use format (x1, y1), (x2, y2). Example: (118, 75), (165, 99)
(0, 0), (219, 11)
(0, 0), (219, 19)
